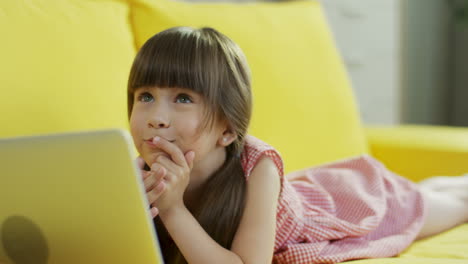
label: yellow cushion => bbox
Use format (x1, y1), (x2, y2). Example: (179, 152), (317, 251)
(0, 0), (135, 138)
(366, 125), (468, 181)
(131, 0), (368, 172)
(401, 224), (468, 260)
(345, 224), (468, 264)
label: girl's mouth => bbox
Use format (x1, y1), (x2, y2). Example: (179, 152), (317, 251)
(145, 139), (158, 148)
(144, 138), (176, 148)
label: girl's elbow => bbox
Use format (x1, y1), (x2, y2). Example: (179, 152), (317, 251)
(235, 255), (273, 264)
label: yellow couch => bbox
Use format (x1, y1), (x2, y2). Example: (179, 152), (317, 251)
(1, 0), (467, 263)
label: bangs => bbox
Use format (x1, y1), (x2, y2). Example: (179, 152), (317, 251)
(128, 27), (214, 95)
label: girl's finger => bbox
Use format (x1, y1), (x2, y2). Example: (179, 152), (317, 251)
(154, 156), (180, 181)
(151, 162), (169, 177)
(155, 181), (165, 193)
(184, 151), (195, 170)
(141, 170), (151, 181)
(144, 167), (166, 192)
(143, 172), (156, 192)
(136, 156), (146, 169)
(150, 207), (159, 218)
(147, 181), (166, 204)
(152, 137), (186, 167)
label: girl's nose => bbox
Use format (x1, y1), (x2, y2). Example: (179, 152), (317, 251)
(147, 105), (170, 129)
(148, 116), (170, 128)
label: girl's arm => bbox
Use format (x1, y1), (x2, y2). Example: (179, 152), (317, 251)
(230, 156), (281, 263)
(160, 156), (281, 264)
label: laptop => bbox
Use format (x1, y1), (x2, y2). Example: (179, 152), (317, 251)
(0, 129), (163, 264)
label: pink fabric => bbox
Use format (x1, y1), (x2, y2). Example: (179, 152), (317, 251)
(240, 135), (426, 264)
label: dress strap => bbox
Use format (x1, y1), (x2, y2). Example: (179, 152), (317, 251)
(240, 135), (284, 180)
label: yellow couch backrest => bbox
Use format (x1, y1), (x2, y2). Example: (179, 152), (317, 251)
(0, 0), (135, 137)
(1, 0), (368, 172)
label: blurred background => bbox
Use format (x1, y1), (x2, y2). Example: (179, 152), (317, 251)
(188, 0), (468, 126)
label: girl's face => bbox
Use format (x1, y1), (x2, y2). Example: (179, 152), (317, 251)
(130, 86), (227, 174)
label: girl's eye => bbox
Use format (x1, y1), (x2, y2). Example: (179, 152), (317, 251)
(137, 92), (154, 103)
(175, 94), (193, 104)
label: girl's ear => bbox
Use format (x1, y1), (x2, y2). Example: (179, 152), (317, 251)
(218, 128), (237, 147)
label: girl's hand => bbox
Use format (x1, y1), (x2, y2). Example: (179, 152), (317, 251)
(136, 156), (166, 218)
(149, 137), (195, 216)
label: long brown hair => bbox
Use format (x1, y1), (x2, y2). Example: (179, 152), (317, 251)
(127, 27), (252, 263)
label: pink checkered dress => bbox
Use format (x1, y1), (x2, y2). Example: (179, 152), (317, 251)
(240, 135), (426, 264)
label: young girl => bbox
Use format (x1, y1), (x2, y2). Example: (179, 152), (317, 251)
(127, 27), (468, 264)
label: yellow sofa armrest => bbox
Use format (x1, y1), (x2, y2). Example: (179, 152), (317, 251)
(365, 125), (468, 182)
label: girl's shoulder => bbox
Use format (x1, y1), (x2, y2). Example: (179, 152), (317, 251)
(241, 135), (284, 179)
